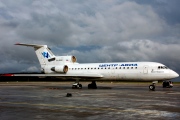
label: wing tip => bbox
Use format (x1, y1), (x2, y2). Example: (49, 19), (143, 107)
(15, 43), (20, 45)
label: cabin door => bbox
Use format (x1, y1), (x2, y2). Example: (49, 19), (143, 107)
(143, 65), (148, 74)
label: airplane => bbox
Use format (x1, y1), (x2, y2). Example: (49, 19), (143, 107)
(11, 43), (179, 90)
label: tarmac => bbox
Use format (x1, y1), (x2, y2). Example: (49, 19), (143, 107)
(0, 82), (180, 120)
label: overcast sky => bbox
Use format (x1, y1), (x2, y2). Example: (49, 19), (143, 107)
(0, 0), (180, 81)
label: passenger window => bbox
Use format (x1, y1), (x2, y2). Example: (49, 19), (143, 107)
(123, 67), (125, 69)
(127, 67), (129, 69)
(131, 67), (133, 69)
(135, 67), (137, 69)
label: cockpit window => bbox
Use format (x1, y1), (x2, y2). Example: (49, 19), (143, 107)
(164, 66), (168, 69)
(158, 66), (168, 69)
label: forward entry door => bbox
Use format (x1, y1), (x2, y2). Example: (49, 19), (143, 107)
(143, 65), (148, 74)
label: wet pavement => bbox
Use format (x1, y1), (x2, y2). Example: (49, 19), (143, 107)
(0, 82), (180, 120)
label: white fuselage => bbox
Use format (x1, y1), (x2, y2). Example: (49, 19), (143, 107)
(14, 43), (179, 82)
(44, 62), (179, 82)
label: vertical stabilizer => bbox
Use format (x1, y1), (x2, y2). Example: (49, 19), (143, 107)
(15, 43), (56, 67)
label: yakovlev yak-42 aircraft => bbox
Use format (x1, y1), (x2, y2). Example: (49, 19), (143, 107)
(11, 43), (179, 90)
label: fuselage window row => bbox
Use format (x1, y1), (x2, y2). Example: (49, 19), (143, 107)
(69, 67), (138, 70)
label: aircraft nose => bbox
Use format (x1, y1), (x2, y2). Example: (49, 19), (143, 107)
(168, 70), (179, 79)
(171, 70), (179, 78)
(174, 72), (179, 78)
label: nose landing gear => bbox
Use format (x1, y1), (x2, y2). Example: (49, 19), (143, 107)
(149, 84), (155, 91)
(149, 81), (158, 91)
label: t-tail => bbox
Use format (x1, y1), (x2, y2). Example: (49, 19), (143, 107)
(15, 43), (56, 68)
(15, 43), (77, 68)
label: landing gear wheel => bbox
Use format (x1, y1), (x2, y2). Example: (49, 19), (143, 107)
(72, 83), (82, 89)
(79, 84), (82, 89)
(149, 85), (155, 91)
(88, 81), (97, 89)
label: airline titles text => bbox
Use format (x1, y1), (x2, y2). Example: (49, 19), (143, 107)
(99, 64), (138, 67)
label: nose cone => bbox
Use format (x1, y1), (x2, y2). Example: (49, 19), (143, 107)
(170, 70), (179, 79)
(174, 72), (179, 78)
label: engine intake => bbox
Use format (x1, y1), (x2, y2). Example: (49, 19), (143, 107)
(71, 56), (76, 63)
(51, 65), (68, 73)
(55, 56), (77, 63)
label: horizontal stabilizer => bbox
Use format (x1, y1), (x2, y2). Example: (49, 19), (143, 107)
(15, 43), (47, 48)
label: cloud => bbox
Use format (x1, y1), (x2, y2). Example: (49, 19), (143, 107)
(67, 39), (180, 67)
(26, 66), (39, 72)
(133, 0), (180, 25)
(67, 1), (167, 45)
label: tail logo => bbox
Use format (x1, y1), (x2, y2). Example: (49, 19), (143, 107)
(42, 52), (50, 58)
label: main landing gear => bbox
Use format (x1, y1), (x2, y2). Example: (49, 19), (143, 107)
(72, 79), (82, 89)
(72, 81), (97, 89)
(149, 81), (158, 91)
(88, 81), (97, 89)
(72, 82), (82, 89)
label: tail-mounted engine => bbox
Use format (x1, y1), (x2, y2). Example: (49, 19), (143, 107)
(51, 65), (68, 73)
(55, 56), (77, 63)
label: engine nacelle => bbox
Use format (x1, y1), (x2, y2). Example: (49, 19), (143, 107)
(51, 65), (68, 73)
(56, 56), (77, 63)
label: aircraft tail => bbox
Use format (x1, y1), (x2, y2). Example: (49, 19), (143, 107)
(15, 43), (56, 67)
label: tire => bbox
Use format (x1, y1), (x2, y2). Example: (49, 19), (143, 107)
(149, 85), (155, 91)
(88, 83), (97, 89)
(72, 85), (77, 89)
(88, 84), (91, 89)
(78, 84), (82, 89)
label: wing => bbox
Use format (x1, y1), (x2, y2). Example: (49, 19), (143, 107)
(8, 73), (103, 79)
